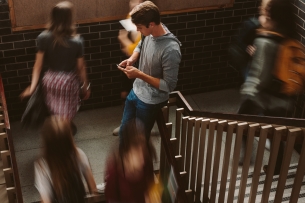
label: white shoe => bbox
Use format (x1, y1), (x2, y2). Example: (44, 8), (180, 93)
(112, 126), (120, 136)
(96, 182), (106, 193)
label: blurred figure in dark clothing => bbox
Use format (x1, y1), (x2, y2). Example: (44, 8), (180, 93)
(34, 116), (97, 203)
(105, 119), (160, 203)
(238, 0), (300, 173)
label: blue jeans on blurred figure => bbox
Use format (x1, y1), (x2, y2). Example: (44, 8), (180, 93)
(119, 89), (167, 142)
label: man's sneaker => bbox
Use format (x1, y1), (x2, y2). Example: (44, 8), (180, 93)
(96, 182), (106, 193)
(112, 126), (120, 136)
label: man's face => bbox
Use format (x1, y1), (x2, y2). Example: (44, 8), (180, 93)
(136, 23), (152, 36)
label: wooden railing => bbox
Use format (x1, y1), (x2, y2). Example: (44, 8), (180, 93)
(157, 91), (305, 203)
(0, 75), (23, 203)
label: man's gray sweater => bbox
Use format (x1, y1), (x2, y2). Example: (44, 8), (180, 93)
(133, 25), (181, 104)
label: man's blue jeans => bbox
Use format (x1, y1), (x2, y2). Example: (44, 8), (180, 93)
(119, 89), (167, 141)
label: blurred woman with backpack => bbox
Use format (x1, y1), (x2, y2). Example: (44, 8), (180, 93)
(20, 1), (90, 134)
(238, 0), (302, 172)
(34, 116), (97, 203)
(239, 0), (297, 119)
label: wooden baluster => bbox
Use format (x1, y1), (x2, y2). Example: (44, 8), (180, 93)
(210, 120), (227, 203)
(180, 116), (189, 172)
(0, 123), (6, 132)
(6, 187), (16, 203)
(195, 119), (210, 203)
(238, 123), (260, 203)
(162, 106), (169, 123)
(290, 129), (305, 203)
(218, 121), (237, 203)
(227, 122), (248, 203)
(3, 168), (14, 188)
(185, 117), (195, 189)
(160, 138), (166, 185)
(190, 118), (203, 195)
(0, 132), (8, 151)
(274, 128), (300, 203)
(261, 126), (286, 203)
(175, 108), (184, 157)
(248, 125), (272, 203)
(175, 155), (183, 173)
(202, 119), (218, 203)
(1, 150), (11, 168)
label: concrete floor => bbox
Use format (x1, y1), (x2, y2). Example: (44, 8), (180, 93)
(9, 88), (302, 203)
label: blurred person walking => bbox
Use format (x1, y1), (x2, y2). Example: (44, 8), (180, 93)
(34, 116), (97, 203)
(238, 0), (305, 174)
(20, 1), (90, 134)
(239, 0), (297, 117)
(113, 0), (143, 136)
(117, 1), (181, 140)
(105, 119), (160, 203)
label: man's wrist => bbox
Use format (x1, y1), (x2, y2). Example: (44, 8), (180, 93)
(137, 70), (144, 79)
(128, 57), (136, 65)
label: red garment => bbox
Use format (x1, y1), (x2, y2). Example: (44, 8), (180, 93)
(42, 70), (80, 120)
(105, 152), (154, 203)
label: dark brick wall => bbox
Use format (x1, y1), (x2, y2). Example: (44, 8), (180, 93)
(0, 1), (262, 121)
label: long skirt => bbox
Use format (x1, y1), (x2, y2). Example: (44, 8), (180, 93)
(42, 70), (80, 120)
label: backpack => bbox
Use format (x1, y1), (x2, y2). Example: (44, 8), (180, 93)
(228, 18), (260, 74)
(273, 39), (305, 96)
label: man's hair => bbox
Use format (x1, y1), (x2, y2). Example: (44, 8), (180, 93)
(130, 1), (160, 28)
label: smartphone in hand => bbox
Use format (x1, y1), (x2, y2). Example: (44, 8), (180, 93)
(116, 64), (125, 69)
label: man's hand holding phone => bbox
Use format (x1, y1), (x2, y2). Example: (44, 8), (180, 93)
(117, 63), (141, 79)
(119, 58), (134, 68)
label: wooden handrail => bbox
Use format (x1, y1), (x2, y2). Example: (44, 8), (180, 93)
(170, 91), (305, 127)
(0, 75), (23, 203)
(156, 109), (188, 203)
(163, 91), (305, 203)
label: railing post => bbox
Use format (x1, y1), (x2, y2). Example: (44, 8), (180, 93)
(3, 168), (14, 188)
(248, 125), (272, 203)
(0, 132), (8, 151)
(1, 150), (11, 168)
(290, 130), (305, 203)
(202, 119), (218, 203)
(274, 128), (300, 203)
(227, 122), (248, 203)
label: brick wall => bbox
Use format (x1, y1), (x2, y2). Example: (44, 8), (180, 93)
(0, 0), (262, 121)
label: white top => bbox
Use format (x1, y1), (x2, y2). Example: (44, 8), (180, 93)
(34, 148), (91, 202)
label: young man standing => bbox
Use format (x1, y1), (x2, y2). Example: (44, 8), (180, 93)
(117, 1), (181, 140)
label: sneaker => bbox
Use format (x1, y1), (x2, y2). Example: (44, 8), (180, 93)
(113, 126), (120, 136)
(96, 183), (106, 194)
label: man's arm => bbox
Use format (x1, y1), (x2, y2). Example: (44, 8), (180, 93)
(119, 48), (181, 91)
(158, 48), (181, 92)
(119, 51), (140, 67)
